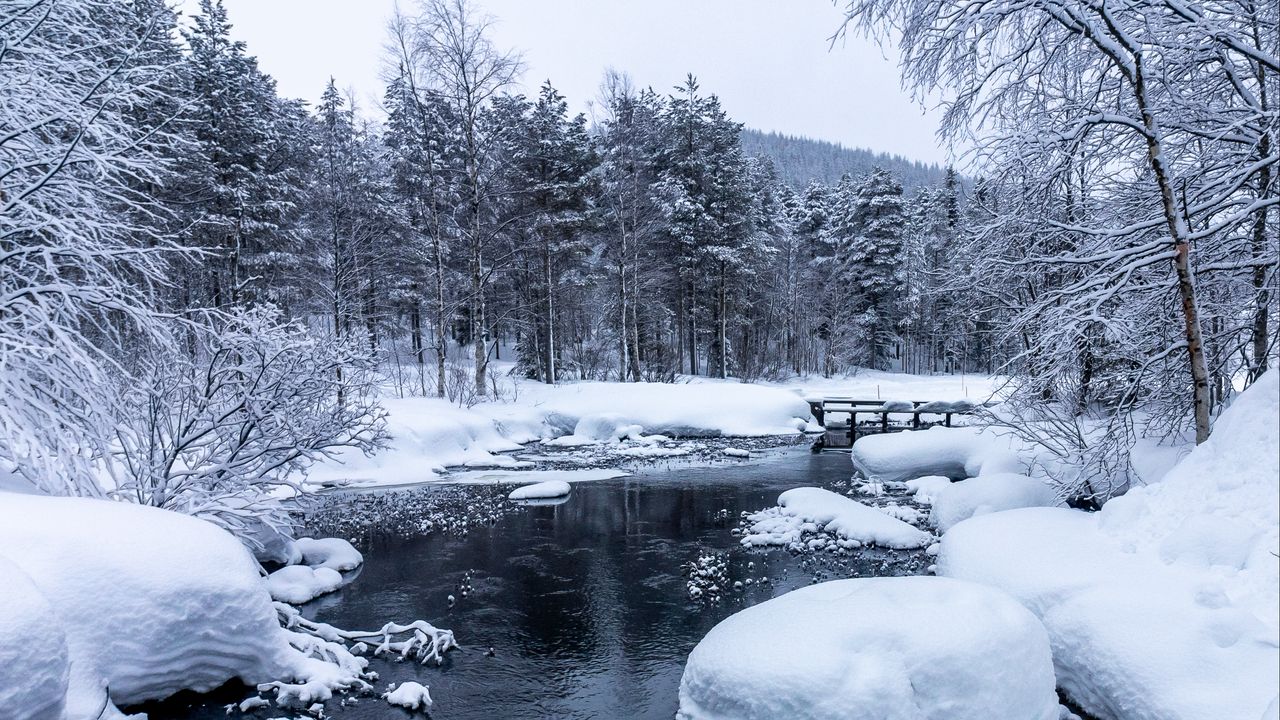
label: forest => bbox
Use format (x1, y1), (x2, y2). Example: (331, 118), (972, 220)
(1, 0), (1277, 718)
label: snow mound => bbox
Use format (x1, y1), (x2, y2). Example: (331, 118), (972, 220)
(308, 397), (522, 487)
(677, 576), (1058, 720)
(1100, 370), (1279, 616)
(904, 475), (954, 505)
(930, 473), (1063, 532)
(508, 480), (572, 500)
(0, 493), (366, 711)
(741, 487), (932, 549)
(939, 508), (1279, 720)
(267, 565), (345, 605)
(0, 556), (69, 720)
(296, 537), (363, 572)
(383, 681), (432, 711)
(722, 447), (751, 458)
(852, 426), (1024, 482)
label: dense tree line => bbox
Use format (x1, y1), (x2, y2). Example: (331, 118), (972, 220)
(149, 0), (983, 399)
(740, 129), (948, 191)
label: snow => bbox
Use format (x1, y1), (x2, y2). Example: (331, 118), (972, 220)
(0, 493), (382, 715)
(722, 447), (751, 458)
(306, 397), (524, 488)
(903, 475), (954, 504)
(508, 480), (571, 500)
(267, 565), (345, 605)
(938, 371), (1280, 720)
(770, 368), (999, 406)
(444, 468), (627, 485)
(383, 681), (433, 711)
(295, 537), (363, 572)
(741, 487), (932, 549)
(307, 380), (812, 488)
(929, 472), (1063, 532)
(0, 556), (69, 720)
(677, 576), (1059, 720)
(851, 426), (1025, 482)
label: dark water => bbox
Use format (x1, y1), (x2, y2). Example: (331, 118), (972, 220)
(150, 450), (928, 720)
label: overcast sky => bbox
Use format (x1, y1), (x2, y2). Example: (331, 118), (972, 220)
(196, 0), (950, 165)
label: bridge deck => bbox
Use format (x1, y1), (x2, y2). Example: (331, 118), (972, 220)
(808, 398), (977, 450)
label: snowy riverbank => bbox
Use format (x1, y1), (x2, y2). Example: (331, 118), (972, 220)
(305, 370), (995, 489)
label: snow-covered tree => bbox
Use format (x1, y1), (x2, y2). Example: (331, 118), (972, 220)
(113, 305), (388, 540)
(0, 0), (184, 494)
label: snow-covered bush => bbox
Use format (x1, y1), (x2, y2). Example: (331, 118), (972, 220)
(112, 305), (388, 542)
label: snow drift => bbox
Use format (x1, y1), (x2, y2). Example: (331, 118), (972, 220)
(930, 472), (1063, 532)
(0, 556), (69, 720)
(677, 576), (1059, 720)
(851, 426), (1024, 482)
(938, 371), (1280, 720)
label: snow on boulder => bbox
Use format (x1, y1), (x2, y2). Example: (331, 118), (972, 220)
(508, 480), (572, 501)
(851, 426), (1024, 482)
(296, 537), (363, 572)
(677, 576), (1059, 720)
(0, 556), (69, 720)
(741, 487), (932, 550)
(930, 473), (1063, 532)
(383, 681), (433, 711)
(904, 475), (954, 505)
(267, 565), (345, 605)
(0, 493), (371, 711)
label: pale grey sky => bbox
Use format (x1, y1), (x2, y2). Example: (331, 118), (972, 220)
(197, 0), (950, 164)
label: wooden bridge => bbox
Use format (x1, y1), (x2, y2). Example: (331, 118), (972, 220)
(808, 397), (979, 450)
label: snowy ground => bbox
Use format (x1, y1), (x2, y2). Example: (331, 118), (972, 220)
(306, 367), (992, 489)
(689, 370), (1279, 720)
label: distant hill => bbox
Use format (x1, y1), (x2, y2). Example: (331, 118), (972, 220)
(741, 129), (948, 191)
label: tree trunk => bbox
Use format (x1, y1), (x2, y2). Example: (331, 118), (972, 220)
(543, 237), (556, 384)
(1133, 54), (1212, 443)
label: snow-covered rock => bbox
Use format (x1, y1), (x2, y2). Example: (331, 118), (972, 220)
(938, 370), (1280, 720)
(903, 475), (954, 505)
(722, 447), (751, 458)
(295, 537), (363, 572)
(930, 472), (1062, 532)
(0, 493), (371, 713)
(267, 565), (345, 604)
(677, 576), (1059, 720)
(383, 680), (433, 711)
(851, 426), (1024, 482)
(508, 480), (572, 501)
(0, 556), (69, 720)
(741, 487), (932, 549)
